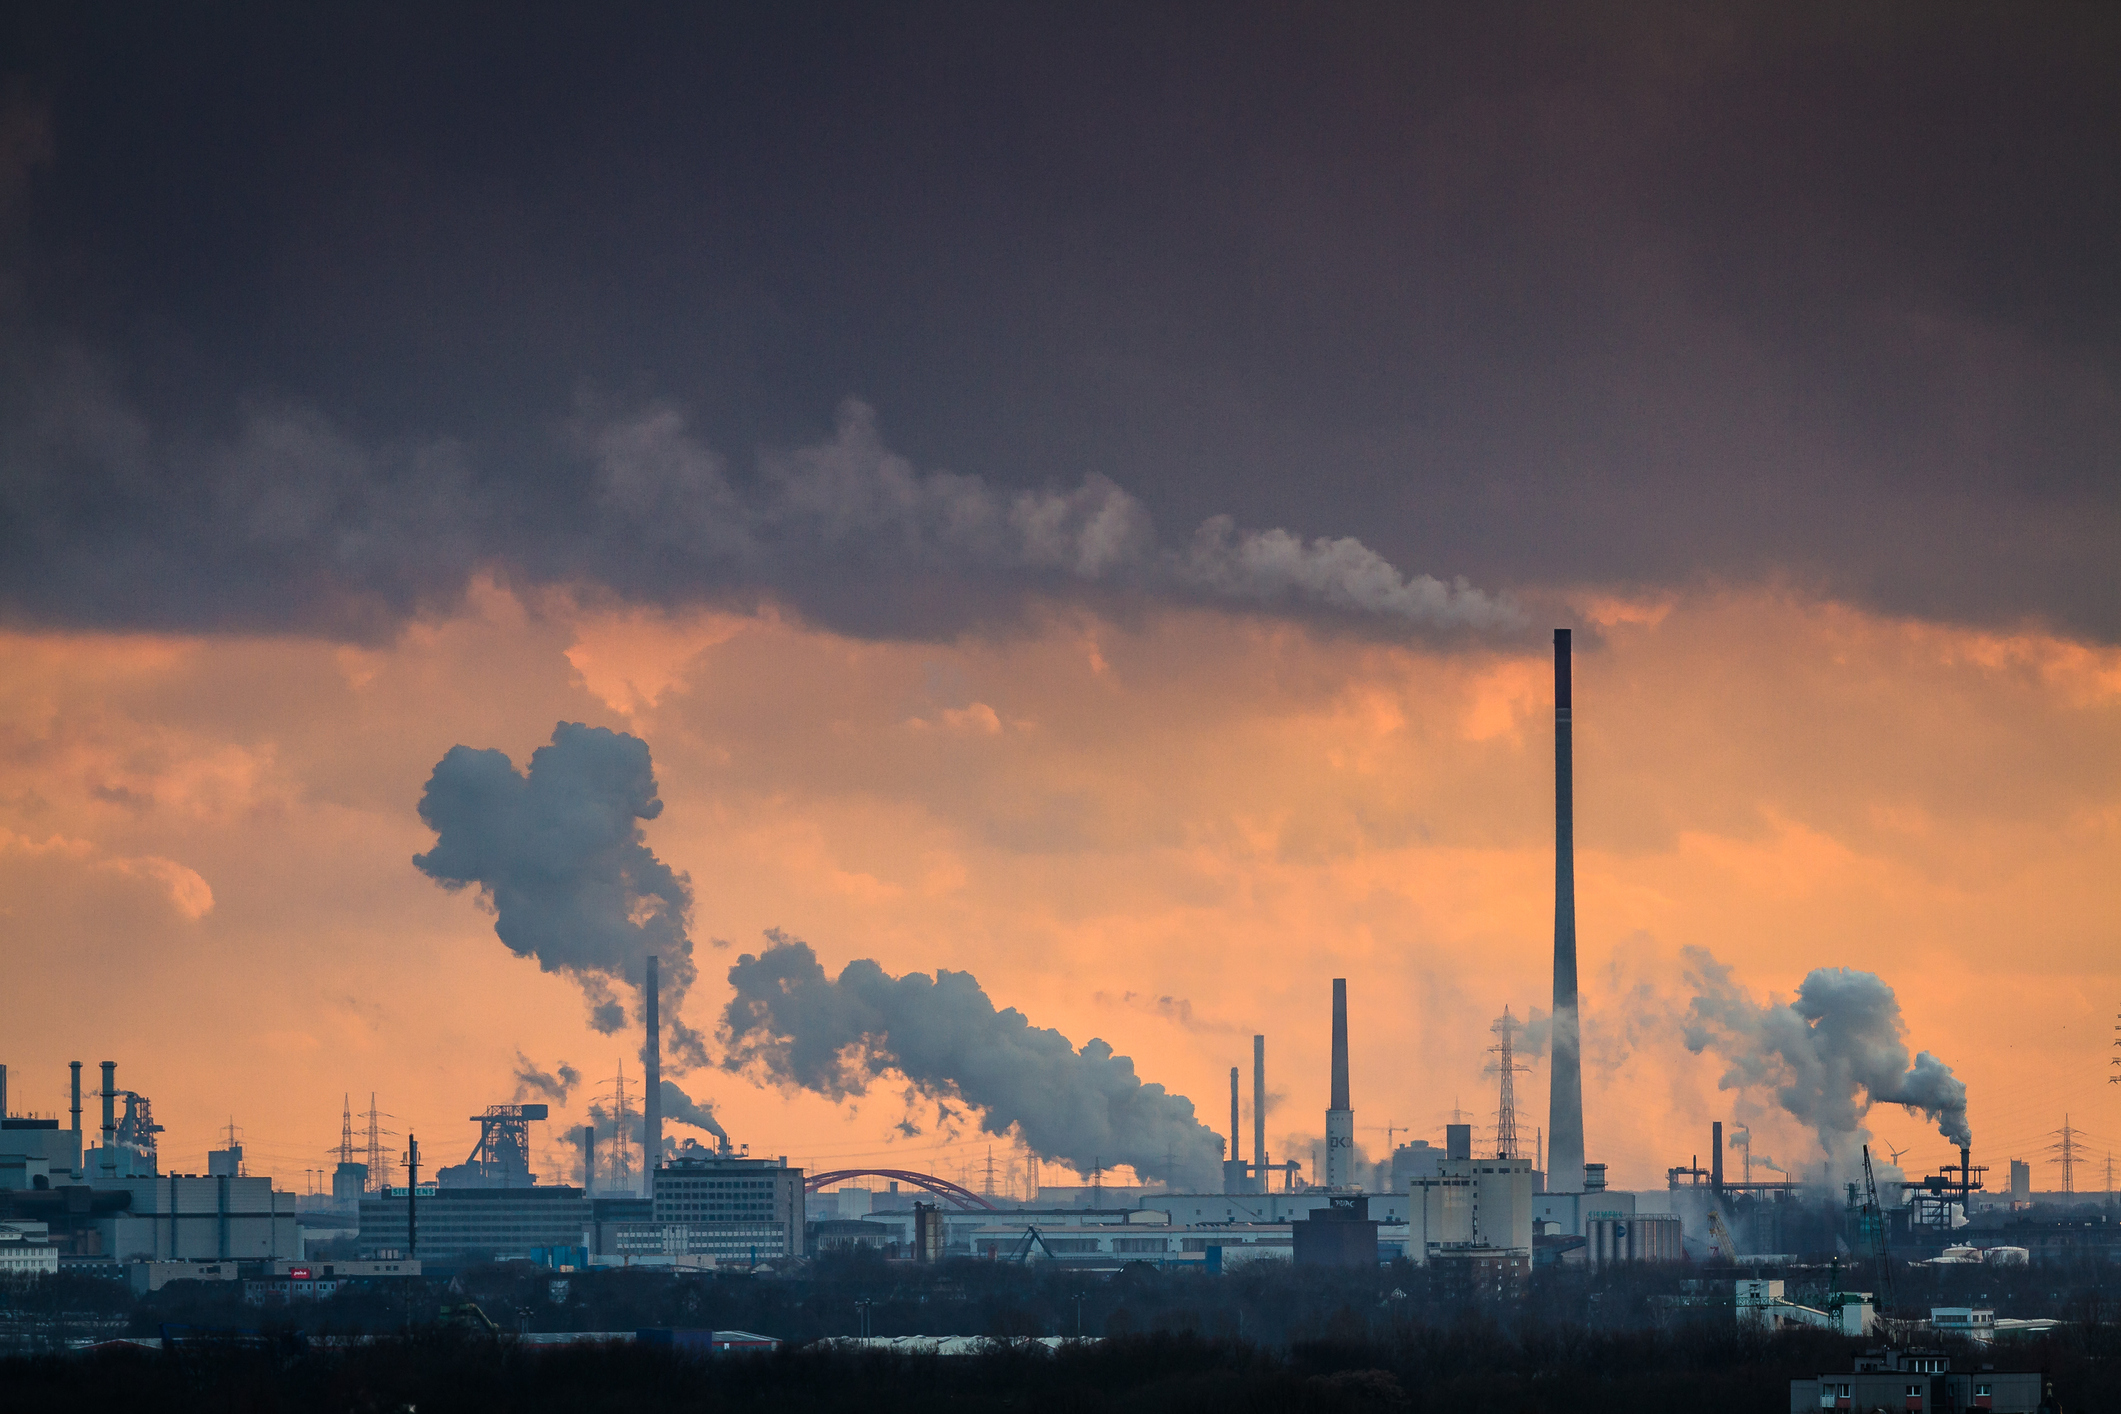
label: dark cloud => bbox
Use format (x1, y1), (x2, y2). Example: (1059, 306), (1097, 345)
(1, 4), (2116, 639)
(721, 930), (1225, 1188)
(412, 722), (709, 1066)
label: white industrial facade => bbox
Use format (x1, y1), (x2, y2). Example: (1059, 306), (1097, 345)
(649, 1155), (806, 1260)
(99, 1175), (301, 1263)
(1407, 1155), (1534, 1265)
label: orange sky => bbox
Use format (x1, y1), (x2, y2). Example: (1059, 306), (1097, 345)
(2, 582), (2115, 1197)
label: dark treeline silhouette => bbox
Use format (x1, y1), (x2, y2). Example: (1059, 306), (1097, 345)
(4, 1254), (2120, 1410)
(4, 1322), (2120, 1413)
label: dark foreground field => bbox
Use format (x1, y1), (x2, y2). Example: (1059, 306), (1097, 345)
(0, 1327), (1900, 1414)
(4, 1255), (2119, 1411)
(1, 1323), (2116, 1414)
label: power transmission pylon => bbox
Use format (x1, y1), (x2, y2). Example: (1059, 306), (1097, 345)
(338, 1095), (356, 1167)
(363, 1094), (398, 1192)
(2045, 1115), (2081, 1194)
(1489, 1007), (1532, 1160)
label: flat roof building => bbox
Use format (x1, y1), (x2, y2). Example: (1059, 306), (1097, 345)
(358, 1186), (589, 1264)
(648, 1155), (806, 1263)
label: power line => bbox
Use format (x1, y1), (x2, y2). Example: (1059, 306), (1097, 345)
(2043, 1114), (2082, 1194)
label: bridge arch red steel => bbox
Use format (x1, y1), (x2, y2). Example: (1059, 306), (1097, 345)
(804, 1169), (998, 1211)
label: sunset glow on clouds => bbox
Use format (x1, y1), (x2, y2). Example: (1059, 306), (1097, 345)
(1, 582), (2111, 1192)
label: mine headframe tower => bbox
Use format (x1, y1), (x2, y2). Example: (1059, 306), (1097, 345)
(463, 1103), (549, 1184)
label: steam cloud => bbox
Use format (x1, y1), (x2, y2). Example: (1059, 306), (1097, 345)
(720, 931), (1224, 1188)
(1683, 948), (1971, 1175)
(412, 722), (707, 1066)
(656, 1078), (730, 1145)
(512, 1053), (581, 1105)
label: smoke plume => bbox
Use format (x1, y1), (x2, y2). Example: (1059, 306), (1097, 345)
(655, 1078), (730, 1145)
(0, 369), (1521, 643)
(412, 721), (708, 1065)
(720, 931), (1224, 1188)
(1683, 948), (1971, 1174)
(580, 399), (1521, 636)
(512, 1053), (580, 1105)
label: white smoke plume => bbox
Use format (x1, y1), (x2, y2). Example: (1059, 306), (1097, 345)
(413, 722), (709, 1066)
(511, 1053), (581, 1105)
(655, 1078), (730, 1145)
(1682, 947), (1970, 1177)
(719, 930), (1225, 1188)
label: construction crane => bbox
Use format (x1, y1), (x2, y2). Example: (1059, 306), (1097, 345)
(1705, 1207), (1737, 1263)
(1861, 1144), (1896, 1309)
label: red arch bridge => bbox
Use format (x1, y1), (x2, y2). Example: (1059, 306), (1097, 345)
(803, 1169), (998, 1211)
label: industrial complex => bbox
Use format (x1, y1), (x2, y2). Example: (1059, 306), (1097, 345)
(0, 627), (2093, 1317)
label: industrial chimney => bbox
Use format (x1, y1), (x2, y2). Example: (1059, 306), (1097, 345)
(644, 955), (662, 1196)
(580, 1123), (597, 1195)
(98, 1061), (117, 1176)
(1325, 979), (1354, 1188)
(1253, 1034), (1268, 1194)
(70, 1061), (82, 1135)
(1226, 1066), (1242, 1194)
(1547, 629), (1587, 1193)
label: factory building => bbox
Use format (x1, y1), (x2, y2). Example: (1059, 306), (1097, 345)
(0, 1221), (58, 1276)
(3, 1060), (302, 1268)
(1405, 1124), (1534, 1272)
(358, 1185), (591, 1264)
(94, 1174), (301, 1263)
(967, 1210), (1297, 1267)
(646, 1153), (806, 1262)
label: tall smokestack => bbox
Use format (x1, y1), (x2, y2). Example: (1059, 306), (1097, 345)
(1226, 1066), (1242, 1194)
(644, 954), (662, 1195)
(1252, 1034), (1267, 1195)
(99, 1061), (116, 1174)
(1325, 979), (1354, 1188)
(581, 1124), (596, 1194)
(1712, 1121), (1724, 1193)
(1548, 629), (1586, 1191)
(70, 1062), (82, 1134)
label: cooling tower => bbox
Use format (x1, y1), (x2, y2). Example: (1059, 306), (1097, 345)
(1325, 979), (1355, 1188)
(1548, 629), (1586, 1192)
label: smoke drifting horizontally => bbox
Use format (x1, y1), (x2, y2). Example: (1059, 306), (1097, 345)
(1682, 948), (1971, 1174)
(656, 1078), (730, 1146)
(720, 931), (1224, 1188)
(412, 722), (708, 1067)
